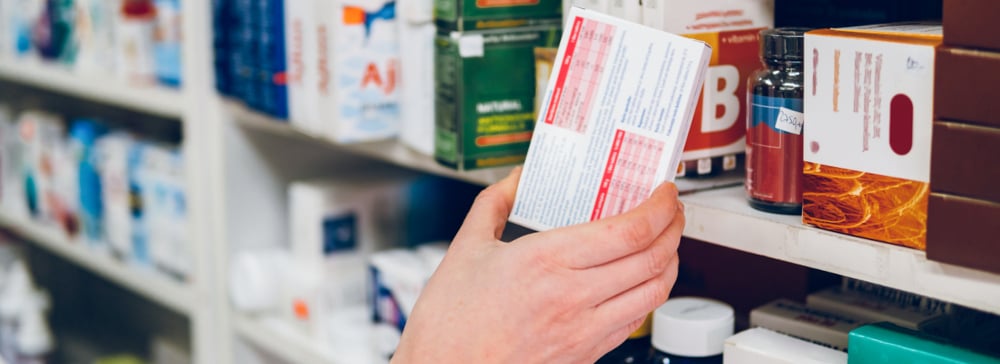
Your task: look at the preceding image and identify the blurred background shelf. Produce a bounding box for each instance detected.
[233,314,339,364]
[0,59,185,119]
[680,186,1000,315]
[0,213,196,315]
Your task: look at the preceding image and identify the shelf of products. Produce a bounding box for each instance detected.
[0,59,184,119]
[680,186,1000,316]
[0,212,195,315]
[233,315,339,364]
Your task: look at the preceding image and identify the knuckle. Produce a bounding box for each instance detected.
[646,244,672,277]
[644,277,672,309]
[620,218,654,250]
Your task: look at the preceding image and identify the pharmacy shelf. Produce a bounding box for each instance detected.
[0,58,184,119]
[680,186,1000,315]
[229,103,745,192]
[0,213,196,315]
[233,314,339,364]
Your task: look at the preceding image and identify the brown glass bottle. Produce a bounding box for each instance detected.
[746,28,809,215]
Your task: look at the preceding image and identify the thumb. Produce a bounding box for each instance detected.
[454,167,522,243]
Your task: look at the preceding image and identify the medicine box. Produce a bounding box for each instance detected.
[313,0,401,143]
[802,24,941,250]
[723,327,847,364]
[927,193,1000,275]
[805,287,947,331]
[934,46,1000,128]
[847,323,1000,364]
[644,0,774,177]
[930,121,1000,203]
[942,0,1000,52]
[749,299,865,351]
[508,7,710,231]
[434,25,562,170]
[434,0,563,32]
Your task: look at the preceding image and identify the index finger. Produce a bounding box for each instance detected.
[521,182,681,269]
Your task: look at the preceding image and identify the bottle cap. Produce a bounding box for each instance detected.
[761,28,810,62]
[651,297,734,357]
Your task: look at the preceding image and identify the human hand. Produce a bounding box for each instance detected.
[391,167,685,363]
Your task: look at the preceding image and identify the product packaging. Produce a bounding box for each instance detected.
[508,7,710,231]
[926,193,1000,275]
[934,46,1000,128]
[116,0,158,85]
[573,0,610,15]
[749,299,865,351]
[802,24,941,250]
[398,0,437,156]
[0,1,44,60]
[284,0,319,131]
[0,107,27,220]
[17,111,66,227]
[434,0,563,32]
[153,0,182,87]
[774,0,941,29]
[805,287,947,331]
[73,0,119,77]
[847,322,1000,364]
[315,0,400,142]
[929,121,1000,203]
[369,244,447,332]
[95,132,135,261]
[253,0,288,119]
[433,25,561,170]
[228,0,260,107]
[942,0,1000,52]
[68,120,108,248]
[644,0,774,178]
[723,327,847,364]
[139,145,188,280]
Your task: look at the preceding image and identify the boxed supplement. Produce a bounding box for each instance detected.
[17,111,67,225]
[802,24,941,250]
[839,278,952,315]
[434,0,563,32]
[934,46,1000,128]
[96,132,136,261]
[434,25,562,170]
[398,0,438,156]
[805,287,947,331]
[608,0,640,23]
[253,0,288,118]
[285,0,320,130]
[930,121,1000,203]
[943,0,1000,52]
[644,0,773,177]
[509,7,710,231]
[848,323,1000,364]
[750,299,865,351]
[926,193,1000,275]
[723,327,848,364]
[316,0,401,142]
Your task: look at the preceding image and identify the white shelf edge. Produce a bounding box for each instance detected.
[229,103,513,186]
[680,186,1000,315]
[0,58,184,119]
[0,213,195,315]
[233,314,340,364]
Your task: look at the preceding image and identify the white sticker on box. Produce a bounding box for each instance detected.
[776,107,805,135]
[458,34,484,58]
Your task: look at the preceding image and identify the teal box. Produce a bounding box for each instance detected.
[848,323,1000,364]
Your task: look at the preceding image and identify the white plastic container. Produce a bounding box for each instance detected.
[724,327,847,364]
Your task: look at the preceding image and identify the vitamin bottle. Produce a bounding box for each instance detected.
[597,314,651,364]
[745,28,809,214]
[647,297,734,364]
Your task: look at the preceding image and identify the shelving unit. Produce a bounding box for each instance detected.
[0,59,184,119]
[233,315,340,364]
[681,186,1000,316]
[0,213,196,315]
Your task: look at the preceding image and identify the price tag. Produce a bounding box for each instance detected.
[775,107,805,135]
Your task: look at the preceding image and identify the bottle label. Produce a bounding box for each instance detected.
[746,95,804,206]
[749,95,803,135]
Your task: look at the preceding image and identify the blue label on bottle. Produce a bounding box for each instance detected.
[749,95,803,134]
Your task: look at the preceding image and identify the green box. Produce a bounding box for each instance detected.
[848,323,1000,364]
[434,26,561,170]
[434,0,563,32]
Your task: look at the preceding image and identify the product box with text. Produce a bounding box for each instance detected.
[643,0,773,177]
[803,24,941,250]
[509,7,711,231]
[434,25,562,170]
[435,0,563,32]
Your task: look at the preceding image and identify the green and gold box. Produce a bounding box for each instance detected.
[434,0,563,32]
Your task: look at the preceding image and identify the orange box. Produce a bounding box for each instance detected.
[802,24,942,250]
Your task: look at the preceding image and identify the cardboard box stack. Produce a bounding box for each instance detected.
[433,0,563,170]
[926,0,1000,275]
